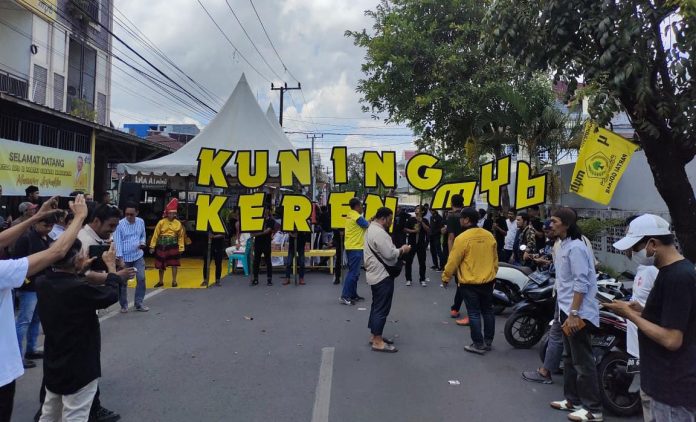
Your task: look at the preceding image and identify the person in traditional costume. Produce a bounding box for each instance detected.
[150,199,185,287]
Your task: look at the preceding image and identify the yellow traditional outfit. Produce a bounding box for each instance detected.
[150,199,185,270]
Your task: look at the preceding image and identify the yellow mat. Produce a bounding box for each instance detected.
[125,257,244,289]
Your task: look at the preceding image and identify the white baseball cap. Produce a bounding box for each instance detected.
[612,214,671,251]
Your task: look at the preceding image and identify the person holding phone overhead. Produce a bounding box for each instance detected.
[150,199,185,288]
[548,207,602,422]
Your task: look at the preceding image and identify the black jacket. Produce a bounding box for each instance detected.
[35,271,120,395]
[13,228,53,290]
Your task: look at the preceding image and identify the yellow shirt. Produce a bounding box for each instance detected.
[442,228,498,285]
[344,210,368,250]
[150,218,185,252]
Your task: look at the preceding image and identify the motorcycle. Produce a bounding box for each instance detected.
[592,306,642,416]
[492,245,532,314]
[503,269,555,348]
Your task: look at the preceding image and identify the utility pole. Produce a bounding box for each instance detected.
[307,133,323,201]
[271,82,301,127]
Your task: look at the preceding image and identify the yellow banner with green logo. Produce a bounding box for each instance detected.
[569,122,638,205]
[0,137,91,196]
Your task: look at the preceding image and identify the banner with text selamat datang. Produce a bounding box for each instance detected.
[0,138,91,196]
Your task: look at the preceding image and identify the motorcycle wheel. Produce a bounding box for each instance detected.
[597,351,642,416]
[504,310,545,349]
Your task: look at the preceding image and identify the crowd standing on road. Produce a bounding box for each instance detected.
[1,183,695,422]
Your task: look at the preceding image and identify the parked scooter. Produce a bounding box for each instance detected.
[493,245,532,314]
[503,269,555,348]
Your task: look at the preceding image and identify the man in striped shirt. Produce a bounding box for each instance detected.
[113,202,149,313]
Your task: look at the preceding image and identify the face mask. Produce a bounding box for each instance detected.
[632,248,655,266]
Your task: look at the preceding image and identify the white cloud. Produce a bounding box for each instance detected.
[110,0,415,164]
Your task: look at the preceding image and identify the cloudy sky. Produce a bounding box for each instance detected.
[111,0,416,168]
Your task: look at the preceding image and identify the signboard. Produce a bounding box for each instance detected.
[15,0,57,22]
[570,122,637,205]
[134,174,168,191]
[0,137,92,196]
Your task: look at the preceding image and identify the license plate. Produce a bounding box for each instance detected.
[627,358,640,374]
[591,335,615,347]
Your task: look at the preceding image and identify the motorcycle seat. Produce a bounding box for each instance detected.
[498,262,534,276]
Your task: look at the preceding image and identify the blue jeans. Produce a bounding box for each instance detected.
[341,250,363,299]
[544,318,564,373]
[643,392,696,422]
[16,291,40,356]
[121,257,146,309]
[368,277,394,336]
[460,281,495,345]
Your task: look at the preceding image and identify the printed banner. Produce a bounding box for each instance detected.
[569,122,637,205]
[0,138,91,196]
[15,0,57,22]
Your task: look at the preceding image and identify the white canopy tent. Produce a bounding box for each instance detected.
[118,74,295,177]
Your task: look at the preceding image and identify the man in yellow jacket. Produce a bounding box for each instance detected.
[442,207,498,355]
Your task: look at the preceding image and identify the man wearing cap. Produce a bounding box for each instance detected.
[605,214,696,420]
[12,202,38,228]
[441,207,498,355]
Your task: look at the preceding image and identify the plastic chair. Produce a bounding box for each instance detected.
[228,238,253,276]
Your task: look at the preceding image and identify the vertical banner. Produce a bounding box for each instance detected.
[0,138,92,196]
[569,122,637,205]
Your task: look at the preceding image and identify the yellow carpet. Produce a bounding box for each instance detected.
[125,257,242,289]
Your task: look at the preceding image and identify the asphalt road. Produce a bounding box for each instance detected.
[12,264,641,422]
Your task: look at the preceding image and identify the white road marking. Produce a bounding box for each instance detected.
[311,347,335,422]
[99,288,166,323]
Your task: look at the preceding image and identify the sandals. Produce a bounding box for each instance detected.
[153,281,164,288]
[369,337,394,345]
[172,281,178,288]
[371,343,398,353]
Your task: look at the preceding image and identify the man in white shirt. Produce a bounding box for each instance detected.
[501,209,517,264]
[0,196,88,422]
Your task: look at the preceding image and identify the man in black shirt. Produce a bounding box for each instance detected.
[403,205,430,287]
[13,213,56,369]
[35,241,120,421]
[445,195,467,322]
[607,217,696,419]
[429,210,445,271]
[251,208,276,286]
[391,206,408,248]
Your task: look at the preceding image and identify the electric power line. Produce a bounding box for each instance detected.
[195,0,273,83]
[223,0,284,82]
[248,0,300,83]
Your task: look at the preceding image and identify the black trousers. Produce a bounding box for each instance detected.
[560,312,602,413]
[442,237,449,265]
[253,240,272,281]
[202,240,226,282]
[0,381,14,422]
[368,277,395,336]
[334,236,343,282]
[451,283,466,313]
[404,244,427,282]
[429,235,444,269]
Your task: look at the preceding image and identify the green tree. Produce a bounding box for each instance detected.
[489,0,696,260]
[346,0,563,210]
[345,153,366,198]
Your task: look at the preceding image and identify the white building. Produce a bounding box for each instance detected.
[0,0,112,125]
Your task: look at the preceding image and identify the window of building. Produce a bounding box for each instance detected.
[67,38,97,113]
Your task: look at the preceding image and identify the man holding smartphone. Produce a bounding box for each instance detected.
[113,203,148,312]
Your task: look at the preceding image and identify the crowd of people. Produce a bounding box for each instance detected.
[1,184,694,422]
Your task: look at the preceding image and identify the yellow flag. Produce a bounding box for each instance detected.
[569,122,638,205]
